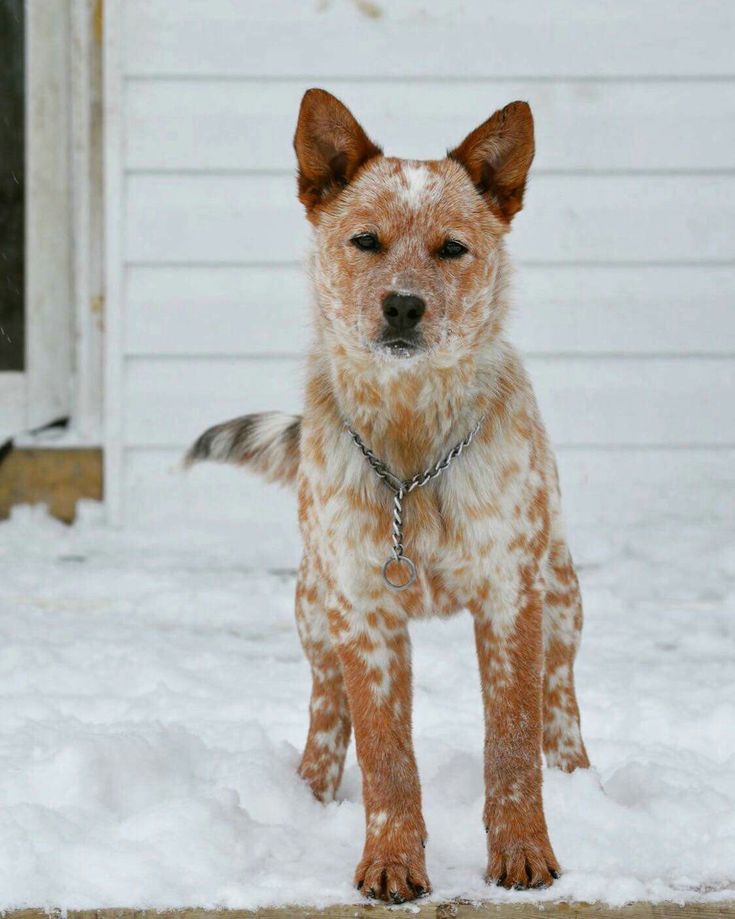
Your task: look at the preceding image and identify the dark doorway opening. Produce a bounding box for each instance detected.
[0,0,24,371]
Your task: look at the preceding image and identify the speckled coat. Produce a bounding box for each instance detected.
[187,88,590,904]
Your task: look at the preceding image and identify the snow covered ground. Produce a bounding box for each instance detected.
[0,497,734,910]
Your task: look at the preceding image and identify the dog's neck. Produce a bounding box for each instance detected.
[308,328,509,479]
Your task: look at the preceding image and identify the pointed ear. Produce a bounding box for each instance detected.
[293,88,382,213]
[448,101,535,222]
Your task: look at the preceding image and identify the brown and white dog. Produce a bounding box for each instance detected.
[186,88,590,903]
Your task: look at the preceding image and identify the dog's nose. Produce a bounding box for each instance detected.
[382,293,426,331]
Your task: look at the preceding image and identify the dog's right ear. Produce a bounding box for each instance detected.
[448,101,535,223]
[294,88,382,215]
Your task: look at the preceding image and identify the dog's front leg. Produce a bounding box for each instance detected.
[327,596,430,903]
[470,573,560,889]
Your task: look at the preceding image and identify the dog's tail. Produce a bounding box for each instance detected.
[184,412,301,487]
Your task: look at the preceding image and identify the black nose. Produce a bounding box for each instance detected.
[382,293,426,331]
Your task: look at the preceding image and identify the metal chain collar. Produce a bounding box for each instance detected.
[345,419,483,590]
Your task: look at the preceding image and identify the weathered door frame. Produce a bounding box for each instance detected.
[0,0,102,445]
[103,0,123,522]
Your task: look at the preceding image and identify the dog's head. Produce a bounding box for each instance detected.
[294,88,534,363]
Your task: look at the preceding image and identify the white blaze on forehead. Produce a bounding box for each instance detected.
[402,164,430,203]
[390,162,443,209]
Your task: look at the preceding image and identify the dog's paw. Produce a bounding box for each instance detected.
[544,749,591,773]
[355,855,430,903]
[485,839,560,890]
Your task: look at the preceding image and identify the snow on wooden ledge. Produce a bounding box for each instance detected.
[6,902,735,918]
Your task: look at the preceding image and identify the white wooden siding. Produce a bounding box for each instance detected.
[122,356,734,449]
[126,80,735,173]
[125,265,735,357]
[122,1,735,78]
[125,174,735,265]
[122,448,735,564]
[105,1,735,563]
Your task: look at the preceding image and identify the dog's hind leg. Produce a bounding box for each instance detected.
[295,554,352,802]
[542,539,590,772]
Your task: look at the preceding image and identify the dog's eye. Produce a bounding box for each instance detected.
[351,233,380,252]
[438,239,468,259]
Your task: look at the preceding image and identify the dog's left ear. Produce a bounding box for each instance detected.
[448,101,535,222]
[294,88,382,215]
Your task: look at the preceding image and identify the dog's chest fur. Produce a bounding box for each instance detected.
[297,341,557,619]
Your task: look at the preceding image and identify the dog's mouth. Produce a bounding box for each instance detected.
[377,331,424,358]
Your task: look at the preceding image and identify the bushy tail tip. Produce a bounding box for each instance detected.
[184,411,301,487]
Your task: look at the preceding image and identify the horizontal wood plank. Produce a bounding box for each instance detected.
[0,448,102,523]
[125,264,735,357]
[9,905,735,919]
[123,356,303,449]
[122,356,735,448]
[125,79,735,173]
[125,265,310,356]
[125,174,735,266]
[123,0,735,78]
[123,447,735,563]
[511,266,735,354]
[123,448,300,552]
